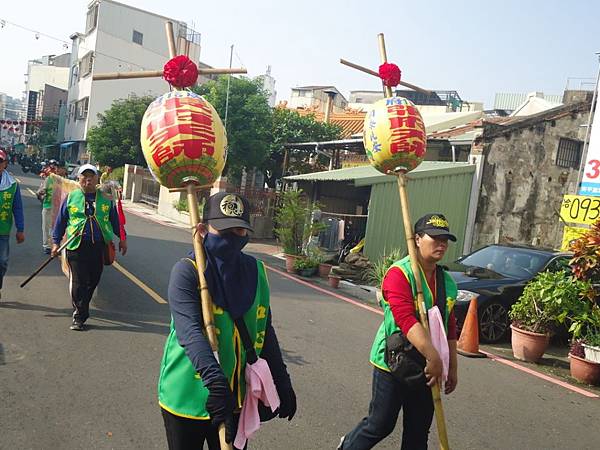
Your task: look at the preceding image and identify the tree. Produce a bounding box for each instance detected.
[29,116,59,148]
[193,76,272,180]
[87,95,154,167]
[265,108,342,187]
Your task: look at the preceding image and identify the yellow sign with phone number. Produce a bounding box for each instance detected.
[560,195,600,225]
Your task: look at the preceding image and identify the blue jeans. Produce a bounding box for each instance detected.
[342,367,434,450]
[0,235,9,289]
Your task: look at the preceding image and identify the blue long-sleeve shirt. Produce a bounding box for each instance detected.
[52,192,123,245]
[167,257,291,389]
[12,184,24,233]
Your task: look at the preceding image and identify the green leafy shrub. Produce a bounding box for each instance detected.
[509,270,593,335]
[367,247,406,287]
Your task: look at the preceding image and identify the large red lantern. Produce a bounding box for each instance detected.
[363,96,426,173]
[140,90,227,188]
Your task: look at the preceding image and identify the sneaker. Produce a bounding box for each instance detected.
[337,436,345,450]
[43,248,51,255]
[70,321,84,331]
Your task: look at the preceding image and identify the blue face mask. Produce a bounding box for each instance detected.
[204,231,249,260]
[202,230,256,319]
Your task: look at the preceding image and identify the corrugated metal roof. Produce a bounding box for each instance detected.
[284,161,474,185]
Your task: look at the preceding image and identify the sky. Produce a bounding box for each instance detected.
[0,0,599,108]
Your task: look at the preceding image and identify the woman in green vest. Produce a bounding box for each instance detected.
[339,213,459,450]
[51,164,127,331]
[158,192,296,450]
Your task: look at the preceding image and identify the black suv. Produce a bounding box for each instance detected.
[447,244,572,343]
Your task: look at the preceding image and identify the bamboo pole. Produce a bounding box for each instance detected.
[395,171,450,449]
[339,59,431,95]
[186,184,232,450]
[376,32,450,450]
[93,67,247,81]
[164,21,232,450]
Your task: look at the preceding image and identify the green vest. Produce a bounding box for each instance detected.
[158,259,270,420]
[42,175,55,209]
[0,182,17,235]
[369,255,457,372]
[65,189,114,250]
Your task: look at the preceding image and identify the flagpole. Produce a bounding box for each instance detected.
[576,51,600,194]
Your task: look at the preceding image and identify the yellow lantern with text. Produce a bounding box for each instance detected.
[140,91,227,188]
[363,97,426,174]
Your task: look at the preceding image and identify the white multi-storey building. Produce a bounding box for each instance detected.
[63,0,202,162]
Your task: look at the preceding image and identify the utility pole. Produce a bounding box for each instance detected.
[224,44,234,132]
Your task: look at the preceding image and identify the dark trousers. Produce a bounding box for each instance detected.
[67,241,104,323]
[342,367,434,450]
[161,408,246,450]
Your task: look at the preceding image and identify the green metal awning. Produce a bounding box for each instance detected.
[284,161,474,186]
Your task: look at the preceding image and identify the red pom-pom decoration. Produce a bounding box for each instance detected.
[378,62,402,87]
[163,55,199,88]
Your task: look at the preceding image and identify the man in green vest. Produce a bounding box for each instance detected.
[339,213,459,450]
[51,164,127,331]
[0,149,25,300]
[37,159,58,254]
[158,192,296,449]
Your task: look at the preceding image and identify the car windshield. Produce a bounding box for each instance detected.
[459,246,551,279]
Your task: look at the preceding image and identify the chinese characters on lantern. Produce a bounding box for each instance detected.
[145,95,216,168]
[386,98,425,158]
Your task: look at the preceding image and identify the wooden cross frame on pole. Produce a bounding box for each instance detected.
[93,22,244,450]
[341,33,451,450]
[93,22,247,81]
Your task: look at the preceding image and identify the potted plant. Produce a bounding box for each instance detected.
[294,256,319,277]
[328,274,341,288]
[569,340,600,385]
[509,270,580,362]
[274,190,308,272]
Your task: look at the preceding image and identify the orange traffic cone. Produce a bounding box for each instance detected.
[457,297,486,358]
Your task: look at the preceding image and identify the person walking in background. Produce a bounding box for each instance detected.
[51,164,127,331]
[0,149,25,299]
[37,159,58,254]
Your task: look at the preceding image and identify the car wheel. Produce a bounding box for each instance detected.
[478,301,509,344]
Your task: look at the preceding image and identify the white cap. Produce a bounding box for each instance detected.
[77,164,99,176]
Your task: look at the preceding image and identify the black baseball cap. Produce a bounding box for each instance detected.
[203,192,253,232]
[414,213,456,242]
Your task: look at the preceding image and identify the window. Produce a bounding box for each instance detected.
[85,4,98,33]
[79,52,94,78]
[70,65,79,86]
[555,138,583,169]
[132,30,143,45]
[298,91,306,97]
[76,97,89,120]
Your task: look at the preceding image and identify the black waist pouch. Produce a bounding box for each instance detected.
[384,331,426,387]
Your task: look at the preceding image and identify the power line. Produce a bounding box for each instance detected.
[0,18,153,71]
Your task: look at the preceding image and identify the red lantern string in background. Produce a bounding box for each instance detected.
[2,125,7,130]
[6,120,12,125]
[378,62,402,88]
[19,120,24,126]
[0,120,4,125]
[14,127,19,132]
[163,55,199,89]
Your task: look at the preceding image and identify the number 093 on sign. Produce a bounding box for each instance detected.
[561,195,600,225]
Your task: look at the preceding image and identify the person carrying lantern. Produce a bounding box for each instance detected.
[158,192,296,450]
[51,164,127,331]
[339,213,459,450]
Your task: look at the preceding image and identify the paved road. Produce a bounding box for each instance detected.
[1,167,598,450]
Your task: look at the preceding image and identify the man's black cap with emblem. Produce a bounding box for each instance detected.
[414,213,457,242]
[203,192,253,232]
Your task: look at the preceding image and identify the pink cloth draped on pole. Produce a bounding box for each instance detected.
[234,358,280,449]
[428,306,449,382]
